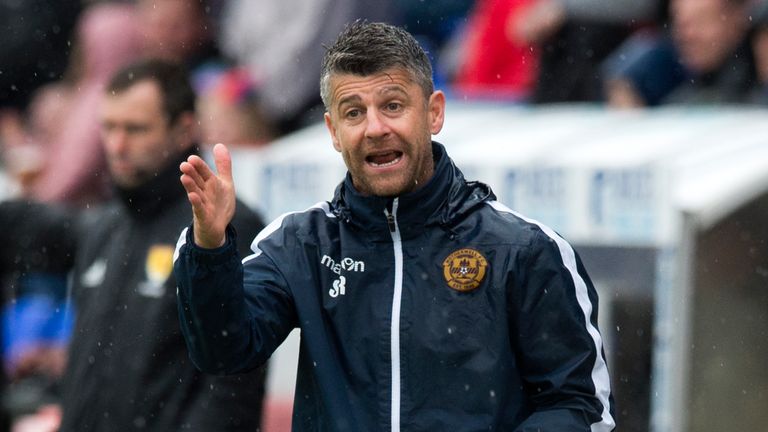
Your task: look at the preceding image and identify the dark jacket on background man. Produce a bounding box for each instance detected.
[175,143,615,431]
[2,148,267,431]
[58,149,266,431]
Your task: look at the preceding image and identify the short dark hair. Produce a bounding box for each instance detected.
[106,58,196,124]
[319,21,434,110]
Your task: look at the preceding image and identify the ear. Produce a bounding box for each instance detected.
[324,112,342,153]
[428,90,446,135]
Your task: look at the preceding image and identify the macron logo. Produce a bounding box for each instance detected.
[321,254,365,274]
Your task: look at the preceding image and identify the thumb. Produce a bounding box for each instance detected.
[212,143,233,182]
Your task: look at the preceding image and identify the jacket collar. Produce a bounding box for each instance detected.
[331,142,494,240]
[113,147,196,220]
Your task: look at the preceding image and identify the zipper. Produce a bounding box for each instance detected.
[384,199,403,432]
[386,212,396,232]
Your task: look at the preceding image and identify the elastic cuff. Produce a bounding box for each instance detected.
[186,224,239,267]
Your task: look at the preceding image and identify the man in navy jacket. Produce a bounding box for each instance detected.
[175,21,615,431]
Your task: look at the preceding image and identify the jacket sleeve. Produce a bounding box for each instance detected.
[510,228,615,432]
[173,223,297,375]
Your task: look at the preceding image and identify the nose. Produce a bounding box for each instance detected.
[104,128,129,156]
[364,109,390,140]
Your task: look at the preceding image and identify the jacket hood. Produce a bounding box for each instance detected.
[330,142,495,240]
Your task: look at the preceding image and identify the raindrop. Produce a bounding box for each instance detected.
[489,390,496,398]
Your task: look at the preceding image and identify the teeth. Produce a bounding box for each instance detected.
[370,155,401,167]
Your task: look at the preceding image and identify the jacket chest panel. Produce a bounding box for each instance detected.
[399,242,506,345]
[316,240,393,327]
[73,218,183,351]
[313,227,512,355]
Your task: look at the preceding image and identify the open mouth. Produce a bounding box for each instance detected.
[366,151,403,167]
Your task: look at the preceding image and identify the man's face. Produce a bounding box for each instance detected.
[101,80,192,188]
[323,68,445,197]
[671,0,747,73]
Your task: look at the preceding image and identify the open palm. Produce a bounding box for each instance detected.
[179,143,236,248]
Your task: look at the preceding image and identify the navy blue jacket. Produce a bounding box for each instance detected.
[174,143,615,431]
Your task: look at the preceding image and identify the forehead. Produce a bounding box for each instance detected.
[102,80,165,120]
[672,0,728,16]
[328,68,419,105]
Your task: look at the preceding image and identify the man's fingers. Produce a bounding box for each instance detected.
[181,175,208,215]
[186,154,215,182]
[179,146,234,247]
[180,172,203,197]
[180,161,207,191]
[212,143,233,183]
[186,190,203,210]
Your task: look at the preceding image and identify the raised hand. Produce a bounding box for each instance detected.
[179,143,236,248]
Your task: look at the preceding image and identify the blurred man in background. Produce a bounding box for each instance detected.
[1,58,267,431]
[604,0,755,107]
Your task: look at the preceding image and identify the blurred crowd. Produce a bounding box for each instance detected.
[1,0,768,430]
[3,0,768,204]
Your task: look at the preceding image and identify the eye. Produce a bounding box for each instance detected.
[125,124,147,135]
[385,102,402,112]
[344,108,362,119]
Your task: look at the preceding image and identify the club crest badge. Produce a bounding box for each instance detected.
[442,248,488,292]
[138,244,175,298]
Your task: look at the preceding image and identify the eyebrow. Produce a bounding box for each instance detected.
[379,85,408,97]
[337,85,408,105]
[337,94,362,109]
